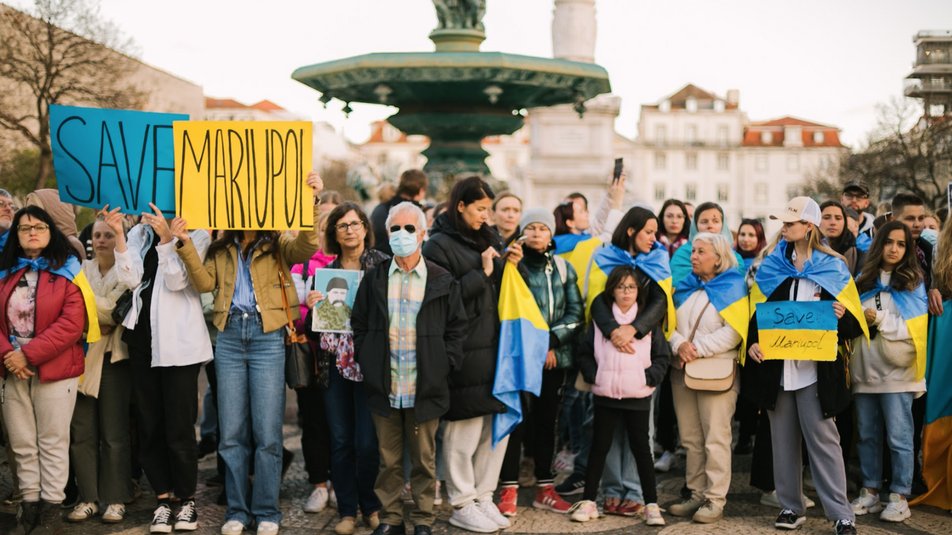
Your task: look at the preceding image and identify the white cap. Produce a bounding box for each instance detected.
[770,196,821,226]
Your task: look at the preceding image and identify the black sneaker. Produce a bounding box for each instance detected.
[554,473,585,496]
[834,519,857,535]
[150,503,173,534]
[775,509,806,530]
[174,499,198,531]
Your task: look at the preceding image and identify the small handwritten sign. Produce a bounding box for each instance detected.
[756,300,838,361]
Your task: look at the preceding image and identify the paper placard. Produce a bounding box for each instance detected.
[756,300,838,361]
[310,268,362,334]
[50,105,187,216]
[174,121,313,230]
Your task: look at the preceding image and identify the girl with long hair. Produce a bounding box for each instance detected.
[657,199,690,257]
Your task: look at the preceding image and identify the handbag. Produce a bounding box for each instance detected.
[278,270,315,389]
[111,289,134,325]
[682,300,736,392]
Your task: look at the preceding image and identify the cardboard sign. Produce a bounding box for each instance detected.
[174,121,313,230]
[756,300,838,361]
[50,105,187,216]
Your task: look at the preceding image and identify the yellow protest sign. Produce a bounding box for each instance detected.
[174,121,313,230]
[756,301,838,361]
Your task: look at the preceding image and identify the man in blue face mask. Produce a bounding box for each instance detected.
[351,202,468,535]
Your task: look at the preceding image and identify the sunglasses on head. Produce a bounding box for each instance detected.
[390,224,417,234]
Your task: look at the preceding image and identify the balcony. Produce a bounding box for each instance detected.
[905,77,952,97]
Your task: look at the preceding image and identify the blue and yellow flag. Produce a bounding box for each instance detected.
[584,242,675,338]
[492,263,549,447]
[554,233,602,294]
[749,241,868,361]
[0,255,101,343]
[674,269,749,352]
[859,281,928,381]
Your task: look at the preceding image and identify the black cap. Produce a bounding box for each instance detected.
[842,181,869,196]
[325,277,349,292]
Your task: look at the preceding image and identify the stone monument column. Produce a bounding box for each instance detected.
[552,0,596,63]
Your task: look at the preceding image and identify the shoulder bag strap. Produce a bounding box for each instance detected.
[687,300,712,343]
[276,269,296,337]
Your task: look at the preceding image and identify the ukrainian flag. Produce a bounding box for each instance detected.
[910,301,952,509]
[748,240,868,364]
[554,233,602,294]
[492,263,549,446]
[859,282,928,381]
[0,255,101,343]
[584,242,675,338]
[674,269,749,352]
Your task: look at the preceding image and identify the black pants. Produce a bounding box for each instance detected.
[750,410,774,492]
[500,369,565,485]
[296,384,331,485]
[583,405,656,504]
[130,349,201,499]
[655,371,678,452]
[735,395,759,443]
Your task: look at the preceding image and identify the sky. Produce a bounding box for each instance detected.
[13,0,952,147]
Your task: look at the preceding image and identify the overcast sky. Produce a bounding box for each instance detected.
[14,0,952,147]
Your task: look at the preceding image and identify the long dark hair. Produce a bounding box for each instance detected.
[553,201,575,236]
[611,207,657,253]
[323,202,373,256]
[819,200,856,254]
[855,221,922,293]
[602,265,648,311]
[735,218,766,259]
[0,206,78,271]
[657,199,689,241]
[206,230,281,260]
[447,175,497,250]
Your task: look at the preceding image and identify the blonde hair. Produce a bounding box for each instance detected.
[935,217,952,296]
[693,232,738,273]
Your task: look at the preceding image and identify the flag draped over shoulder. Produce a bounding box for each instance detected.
[748,241,868,362]
[859,282,928,381]
[910,302,952,510]
[674,269,749,352]
[492,263,549,447]
[0,255,101,343]
[554,233,601,294]
[584,242,675,338]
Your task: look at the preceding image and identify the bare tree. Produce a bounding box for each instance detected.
[0,0,144,190]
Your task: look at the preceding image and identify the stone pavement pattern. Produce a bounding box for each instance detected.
[1,424,949,534]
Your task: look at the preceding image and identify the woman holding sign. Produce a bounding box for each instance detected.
[745,197,865,535]
[666,232,747,524]
[848,221,927,523]
[172,172,323,535]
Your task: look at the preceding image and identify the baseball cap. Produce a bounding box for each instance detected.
[770,196,821,226]
[842,181,870,197]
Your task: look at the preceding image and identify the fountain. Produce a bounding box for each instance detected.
[292,0,611,184]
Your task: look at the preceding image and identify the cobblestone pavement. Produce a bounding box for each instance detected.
[1,423,949,534]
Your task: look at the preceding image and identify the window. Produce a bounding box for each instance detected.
[786,154,800,172]
[755,154,768,172]
[685,152,698,170]
[655,125,667,144]
[813,131,824,144]
[717,183,729,202]
[686,97,697,113]
[685,124,697,144]
[714,100,725,112]
[717,152,729,171]
[717,125,729,146]
[760,131,772,145]
[654,183,666,201]
[754,183,768,203]
[685,183,697,201]
[654,151,667,169]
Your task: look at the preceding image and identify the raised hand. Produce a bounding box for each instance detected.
[142,203,173,244]
[170,218,190,244]
[307,171,324,199]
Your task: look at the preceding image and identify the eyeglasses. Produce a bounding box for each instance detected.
[615,284,638,294]
[0,200,17,210]
[390,224,417,234]
[335,221,364,233]
[17,224,50,234]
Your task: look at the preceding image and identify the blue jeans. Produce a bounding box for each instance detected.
[855,392,915,496]
[601,426,643,502]
[324,365,381,518]
[215,312,285,525]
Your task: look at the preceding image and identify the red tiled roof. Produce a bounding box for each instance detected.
[643,83,738,110]
[205,97,247,109]
[742,116,843,148]
[250,100,285,111]
[749,115,836,129]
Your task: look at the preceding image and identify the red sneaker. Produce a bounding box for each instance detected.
[603,499,619,515]
[533,484,572,513]
[497,485,518,517]
[616,500,645,518]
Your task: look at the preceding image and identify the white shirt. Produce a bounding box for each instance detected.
[781,253,822,391]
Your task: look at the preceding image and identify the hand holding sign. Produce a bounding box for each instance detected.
[99,205,128,253]
[747,343,764,364]
[307,171,324,200]
[832,302,846,319]
[170,218,190,244]
[143,203,173,245]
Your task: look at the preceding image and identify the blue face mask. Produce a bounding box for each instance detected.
[389,230,418,257]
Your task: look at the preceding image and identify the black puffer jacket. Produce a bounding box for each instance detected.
[422,213,505,420]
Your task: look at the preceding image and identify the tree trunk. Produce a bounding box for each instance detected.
[34,145,52,190]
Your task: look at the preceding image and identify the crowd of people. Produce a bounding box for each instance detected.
[0,169,949,535]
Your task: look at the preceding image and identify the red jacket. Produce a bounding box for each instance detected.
[0,268,86,382]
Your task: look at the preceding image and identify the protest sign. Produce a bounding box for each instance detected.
[310,268,362,334]
[756,300,838,361]
[50,105,187,216]
[174,121,313,230]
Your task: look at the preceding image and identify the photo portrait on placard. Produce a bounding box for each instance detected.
[311,268,361,334]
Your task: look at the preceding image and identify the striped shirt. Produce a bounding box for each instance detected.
[387,258,427,408]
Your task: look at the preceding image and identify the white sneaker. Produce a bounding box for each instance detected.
[653,451,676,472]
[257,521,280,535]
[66,502,98,522]
[568,499,599,522]
[304,486,329,513]
[644,503,665,526]
[221,519,245,535]
[850,488,883,515]
[102,503,125,523]
[760,490,816,509]
[448,502,500,533]
[552,448,576,474]
[879,493,911,522]
[477,499,511,529]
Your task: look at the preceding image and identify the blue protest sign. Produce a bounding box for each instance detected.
[50,105,188,216]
